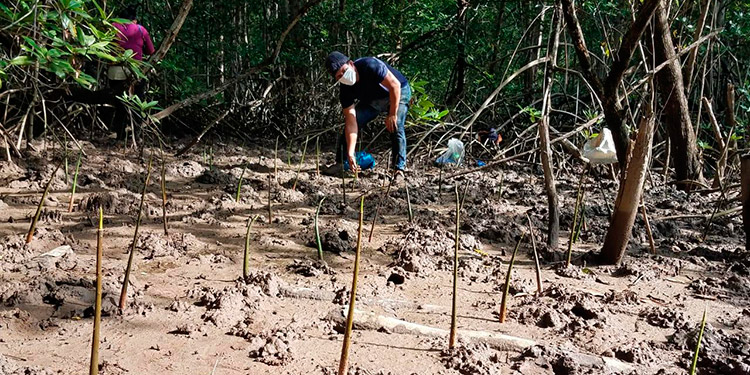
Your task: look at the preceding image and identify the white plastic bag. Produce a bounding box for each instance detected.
[582,128,618,165]
[436,138,465,165]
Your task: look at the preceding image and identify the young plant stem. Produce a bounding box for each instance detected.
[119,154,153,310]
[315,136,320,178]
[267,174,273,224]
[566,167,587,266]
[315,196,327,260]
[438,166,444,201]
[338,195,365,375]
[641,202,656,254]
[405,180,414,223]
[236,163,247,201]
[368,177,394,242]
[159,146,169,235]
[449,185,460,349]
[499,233,525,323]
[572,190,586,243]
[341,170,347,205]
[274,136,279,183]
[243,215,260,279]
[689,308,707,375]
[292,136,309,191]
[68,150,82,212]
[526,213,543,294]
[89,207,103,375]
[26,161,62,243]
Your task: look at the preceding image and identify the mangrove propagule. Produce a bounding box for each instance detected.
[119,154,153,310]
[449,185,460,349]
[499,232,525,323]
[68,150,82,213]
[89,207,104,375]
[243,214,260,279]
[26,160,62,243]
[292,135,309,191]
[338,195,365,375]
[315,196,327,261]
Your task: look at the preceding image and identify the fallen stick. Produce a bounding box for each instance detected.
[329,307,633,373]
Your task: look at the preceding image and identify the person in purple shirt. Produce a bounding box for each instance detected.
[324,51,411,181]
[113,8,155,61]
[108,6,155,140]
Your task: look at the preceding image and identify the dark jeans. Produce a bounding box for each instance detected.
[336,84,411,170]
[110,79,147,140]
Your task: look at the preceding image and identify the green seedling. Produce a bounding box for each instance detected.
[274,136,279,183]
[159,145,169,235]
[690,309,708,375]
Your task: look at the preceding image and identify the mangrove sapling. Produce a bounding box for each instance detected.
[89,207,104,375]
[292,135,309,191]
[341,169,347,205]
[526,213,543,294]
[315,196,327,260]
[26,161,62,243]
[68,150,82,212]
[338,195,365,375]
[274,136,279,183]
[368,176,395,242]
[236,162,248,202]
[159,147,169,235]
[315,136,320,178]
[243,215,260,279]
[119,154,154,311]
[567,170,587,267]
[689,308,708,375]
[267,174,273,224]
[405,180,414,223]
[449,185,460,349]
[499,233,525,323]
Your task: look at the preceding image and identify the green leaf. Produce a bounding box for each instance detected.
[10,56,33,66]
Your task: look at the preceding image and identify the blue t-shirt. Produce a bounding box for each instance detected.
[339,57,408,108]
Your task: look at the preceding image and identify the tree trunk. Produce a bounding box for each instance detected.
[683,0,710,92]
[601,108,655,265]
[149,0,193,66]
[653,0,703,189]
[560,0,659,169]
[539,3,562,248]
[741,155,750,251]
[446,0,469,106]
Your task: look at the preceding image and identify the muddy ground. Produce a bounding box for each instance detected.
[0,138,747,375]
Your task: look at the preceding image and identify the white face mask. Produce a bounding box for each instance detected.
[338,66,357,86]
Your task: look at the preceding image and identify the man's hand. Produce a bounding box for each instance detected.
[347,153,360,173]
[385,114,397,133]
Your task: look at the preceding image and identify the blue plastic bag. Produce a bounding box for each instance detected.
[344,151,376,171]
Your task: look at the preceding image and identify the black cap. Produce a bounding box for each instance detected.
[325,51,349,77]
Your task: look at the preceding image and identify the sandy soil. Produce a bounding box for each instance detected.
[0,139,748,375]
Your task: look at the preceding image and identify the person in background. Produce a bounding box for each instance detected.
[109,6,155,140]
[323,51,411,182]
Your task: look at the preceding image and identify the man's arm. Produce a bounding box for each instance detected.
[343,104,359,170]
[382,71,401,132]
